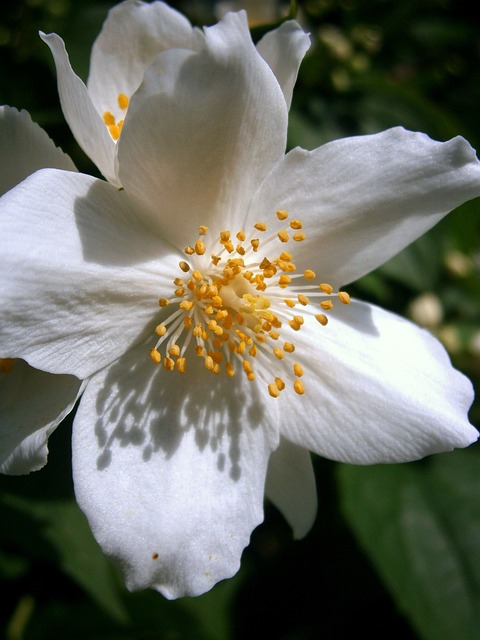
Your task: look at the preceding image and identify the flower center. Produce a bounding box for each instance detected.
[149,210,350,397]
[102,93,129,141]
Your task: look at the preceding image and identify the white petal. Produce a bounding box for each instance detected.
[0,106,76,196]
[40,32,119,185]
[256,20,311,110]
[72,340,279,598]
[277,300,478,464]
[0,168,179,379]
[265,437,317,539]
[0,359,83,475]
[249,128,480,286]
[118,11,288,250]
[87,0,203,119]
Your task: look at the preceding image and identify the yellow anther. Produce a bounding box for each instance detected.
[273,347,284,360]
[293,315,304,326]
[293,231,306,242]
[315,314,328,326]
[278,229,289,243]
[158,298,170,307]
[184,246,195,255]
[269,330,280,340]
[275,377,286,390]
[298,294,309,306]
[219,230,230,242]
[289,219,303,229]
[338,291,351,304]
[284,299,296,308]
[168,344,180,358]
[195,345,204,356]
[224,362,234,377]
[184,317,193,329]
[109,124,120,141]
[198,225,208,235]
[278,275,291,288]
[195,239,206,255]
[276,209,288,220]
[268,383,280,398]
[150,349,161,364]
[179,300,194,311]
[236,230,246,241]
[236,245,246,255]
[155,324,167,336]
[319,283,334,294]
[179,261,190,272]
[224,240,234,253]
[176,357,186,373]
[210,350,223,364]
[243,360,253,375]
[251,239,260,251]
[304,269,316,280]
[279,251,292,261]
[175,288,185,297]
[164,357,175,371]
[211,254,221,266]
[192,270,203,282]
[320,300,334,310]
[293,363,304,377]
[254,222,267,232]
[284,342,295,353]
[289,319,301,331]
[204,355,214,370]
[294,379,305,395]
[173,278,184,286]
[103,111,116,126]
[117,93,129,110]
[249,344,257,357]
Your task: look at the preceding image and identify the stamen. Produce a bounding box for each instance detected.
[148,208,349,398]
[118,93,129,110]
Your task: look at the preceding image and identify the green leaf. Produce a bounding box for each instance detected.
[0,493,128,624]
[337,449,480,640]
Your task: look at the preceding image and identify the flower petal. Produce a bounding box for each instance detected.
[277,300,478,464]
[0,359,83,475]
[40,32,119,185]
[265,436,317,539]
[249,128,480,286]
[87,0,203,120]
[72,340,279,598]
[118,10,288,250]
[0,168,179,379]
[0,106,76,196]
[256,20,311,110]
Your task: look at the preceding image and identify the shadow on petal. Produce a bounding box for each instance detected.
[73,177,174,267]
[91,338,268,482]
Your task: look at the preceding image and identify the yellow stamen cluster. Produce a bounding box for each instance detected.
[102,93,129,141]
[150,211,350,398]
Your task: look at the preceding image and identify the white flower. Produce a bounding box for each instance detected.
[0,106,83,475]
[41,0,308,186]
[1,8,480,599]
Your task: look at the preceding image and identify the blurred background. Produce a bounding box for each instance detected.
[1,0,480,638]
